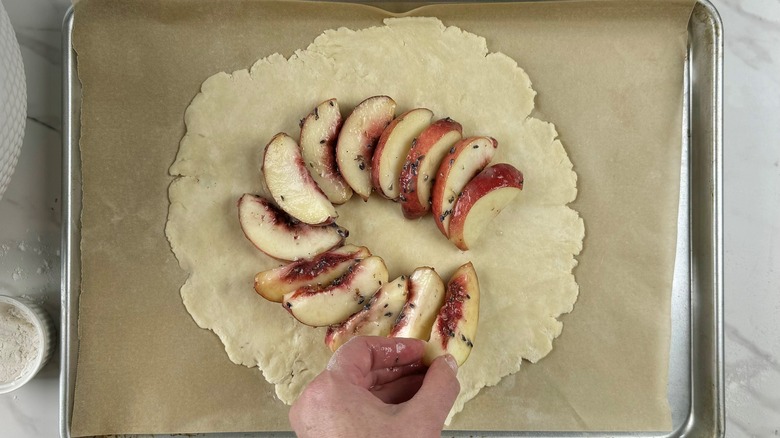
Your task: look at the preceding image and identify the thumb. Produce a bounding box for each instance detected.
[405,354,460,426]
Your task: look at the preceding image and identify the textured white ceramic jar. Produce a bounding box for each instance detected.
[0,0,26,200]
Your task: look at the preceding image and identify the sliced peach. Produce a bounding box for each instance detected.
[238,194,347,261]
[336,96,397,200]
[431,136,498,237]
[324,274,409,351]
[423,262,480,366]
[371,108,434,200]
[282,256,389,327]
[299,99,353,204]
[254,245,371,302]
[263,133,337,225]
[448,164,524,251]
[388,267,445,340]
[399,118,462,219]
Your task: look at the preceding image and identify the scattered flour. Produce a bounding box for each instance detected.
[0,302,40,384]
[36,259,50,275]
[11,267,23,281]
[0,236,59,287]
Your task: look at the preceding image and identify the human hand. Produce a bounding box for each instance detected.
[289,336,460,438]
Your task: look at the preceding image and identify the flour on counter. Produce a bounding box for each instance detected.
[11,267,23,281]
[0,235,60,289]
[0,303,40,383]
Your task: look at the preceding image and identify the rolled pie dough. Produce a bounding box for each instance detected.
[167,17,584,423]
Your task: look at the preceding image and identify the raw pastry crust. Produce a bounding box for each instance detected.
[167,17,584,422]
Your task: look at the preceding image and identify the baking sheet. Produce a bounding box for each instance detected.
[62,0,706,435]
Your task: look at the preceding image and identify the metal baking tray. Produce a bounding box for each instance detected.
[59,2,724,436]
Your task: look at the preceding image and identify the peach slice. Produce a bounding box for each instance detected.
[263,133,337,225]
[336,96,397,200]
[299,99,353,204]
[431,136,498,237]
[254,245,371,302]
[448,163,524,251]
[399,118,463,219]
[324,274,409,352]
[282,256,389,327]
[388,267,445,340]
[238,194,348,261]
[370,108,434,200]
[423,262,480,366]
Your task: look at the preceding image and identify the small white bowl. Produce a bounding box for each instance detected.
[0,295,55,394]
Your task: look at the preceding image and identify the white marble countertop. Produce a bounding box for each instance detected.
[1,0,778,436]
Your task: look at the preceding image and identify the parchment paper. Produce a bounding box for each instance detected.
[70,0,694,435]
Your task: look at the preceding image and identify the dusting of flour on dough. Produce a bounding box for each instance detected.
[167,17,584,424]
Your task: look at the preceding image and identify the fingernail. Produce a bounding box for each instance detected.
[443,354,458,373]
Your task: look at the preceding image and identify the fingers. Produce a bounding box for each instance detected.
[330,336,426,371]
[327,336,426,388]
[368,359,425,388]
[406,354,460,426]
[370,372,426,404]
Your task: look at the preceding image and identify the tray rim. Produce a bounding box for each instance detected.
[59,1,725,436]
